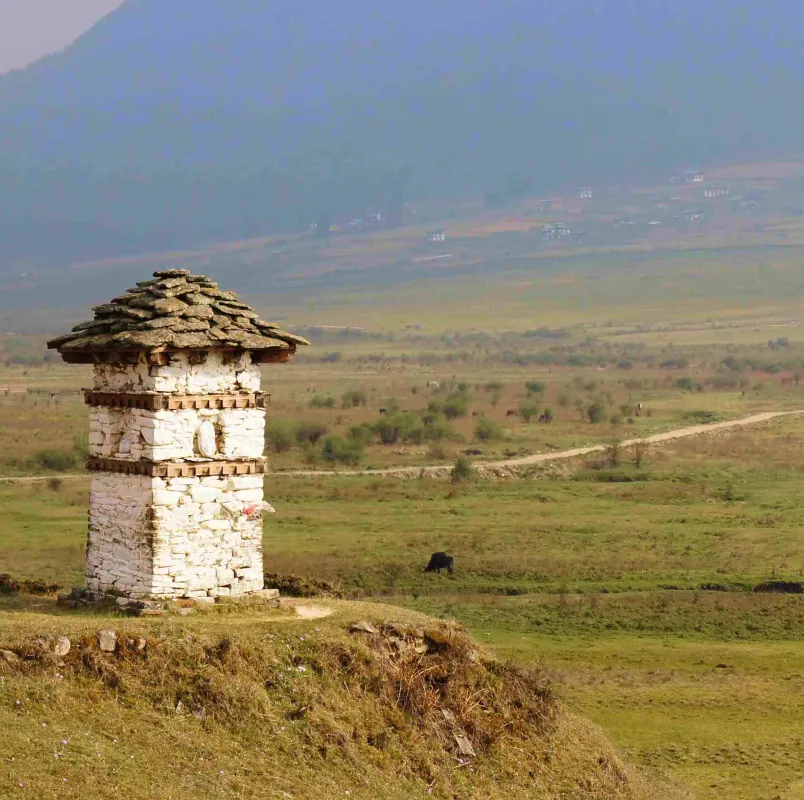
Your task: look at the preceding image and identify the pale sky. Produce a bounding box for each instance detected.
[0,0,124,74]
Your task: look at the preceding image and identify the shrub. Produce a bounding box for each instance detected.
[295,421,329,446]
[525,381,546,395]
[348,424,374,447]
[46,477,63,492]
[373,413,425,445]
[310,395,336,409]
[451,455,474,483]
[322,435,363,466]
[443,394,469,420]
[676,377,695,391]
[610,412,624,426]
[423,414,453,441]
[518,401,540,423]
[484,381,504,392]
[586,401,606,424]
[541,408,554,422]
[341,388,368,408]
[682,410,724,424]
[35,450,78,472]
[265,420,296,453]
[474,417,503,441]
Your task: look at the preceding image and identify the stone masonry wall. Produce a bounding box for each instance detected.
[86,474,155,598]
[93,351,261,394]
[87,474,265,599]
[89,407,266,462]
[87,351,267,601]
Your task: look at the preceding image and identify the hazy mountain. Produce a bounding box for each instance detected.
[1,0,803,266]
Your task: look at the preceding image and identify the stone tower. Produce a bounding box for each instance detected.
[47,269,307,602]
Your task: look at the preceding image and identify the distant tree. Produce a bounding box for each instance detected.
[474,416,503,441]
[451,455,474,483]
[518,400,540,423]
[587,401,606,424]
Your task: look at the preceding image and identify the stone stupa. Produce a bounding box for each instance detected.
[47,269,308,607]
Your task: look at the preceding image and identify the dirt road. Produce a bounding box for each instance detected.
[286,409,803,478]
[3,410,800,484]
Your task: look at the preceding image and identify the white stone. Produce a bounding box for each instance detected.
[234,489,264,503]
[190,486,221,504]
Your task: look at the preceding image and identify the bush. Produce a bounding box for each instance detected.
[525,381,546,395]
[310,395,336,409]
[422,413,453,441]
[451,455,474,483]
[373,413,425,445]
[586,401,606,424]
[682,410,724,424]
[474,416,503,441]
[518,400,540,423]
[348,424,374,447]
[322,435,363,466]
[265,420,296,453]
[341,388,368,408]
[295,421,329,446]
[35,450,78,472]
[484,381,504,392]
[541,408,554,422]
[676,377,695,391]
[443,394,469,420]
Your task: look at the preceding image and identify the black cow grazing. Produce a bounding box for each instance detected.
[424,552,454,575]
[506,409,517,417]
[379,408,388,416]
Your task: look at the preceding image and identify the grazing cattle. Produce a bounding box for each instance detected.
[424,552,454,575]
[463,448,482,456]
[379,408,388,416]
[426,381,441,389]
[506,409,517,417]
[538,413,549,423]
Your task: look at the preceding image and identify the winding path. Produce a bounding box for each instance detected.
[283,409,803,478]
[2,410,800,485]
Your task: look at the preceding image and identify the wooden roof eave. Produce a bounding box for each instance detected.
[59,346,296,366]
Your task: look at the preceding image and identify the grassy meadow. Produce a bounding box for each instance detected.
[4,240,804,796]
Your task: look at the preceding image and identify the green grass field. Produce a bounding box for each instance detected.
[3,418,804,797]
[6,223,804,797]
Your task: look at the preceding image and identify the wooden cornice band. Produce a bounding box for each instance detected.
[84,391,267,410]
[87,458,268,478]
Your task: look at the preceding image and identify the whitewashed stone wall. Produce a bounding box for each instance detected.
[93,351,261,394]
[89,407,266,461]
[87,474,265,599]
[86,474,156,598]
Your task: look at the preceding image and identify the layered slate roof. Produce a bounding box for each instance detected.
[47,270,309,355]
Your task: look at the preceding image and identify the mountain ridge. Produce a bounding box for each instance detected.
[0,0,802,266]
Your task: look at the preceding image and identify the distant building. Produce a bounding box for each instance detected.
[542,223,571,241]
[683,170,705,184]
[577,187,593,199]
[679,209,704,222]
[704,183,729,198]
[427,230,446,243]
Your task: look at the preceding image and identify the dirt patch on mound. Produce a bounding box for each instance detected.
[264,572,350,598]
[0,574,60,596]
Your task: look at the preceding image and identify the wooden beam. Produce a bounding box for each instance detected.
[87,457,268,478]
[251,349,294,365]
[84,392,267,411]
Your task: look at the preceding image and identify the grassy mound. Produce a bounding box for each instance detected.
[0,597,684,799]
